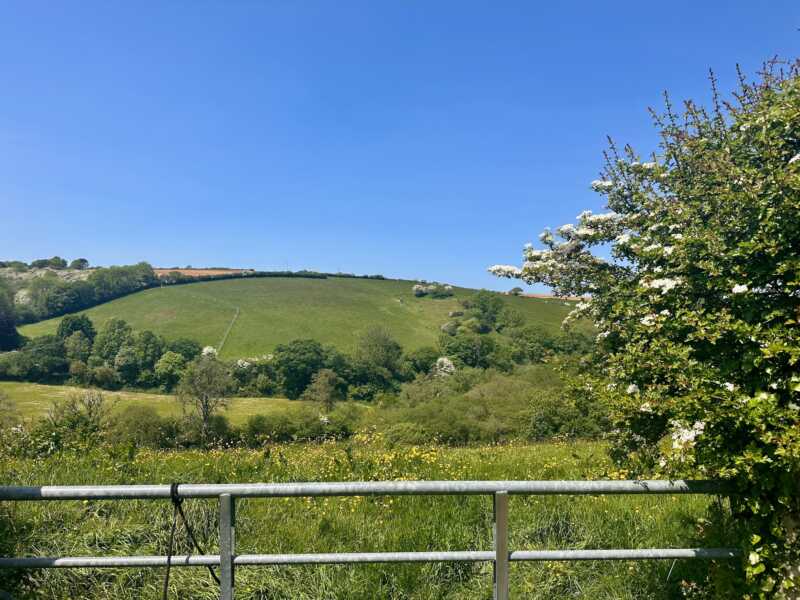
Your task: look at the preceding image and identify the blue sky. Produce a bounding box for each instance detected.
[2,2,798,291]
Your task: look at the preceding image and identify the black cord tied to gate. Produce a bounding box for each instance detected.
[162,483,220,600]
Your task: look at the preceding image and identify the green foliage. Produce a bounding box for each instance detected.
[68,258,89,270]
[0,335,68,382]
[167,337,202,362]
[404,346,439,374]
[494,59,800,596]
[301,368,344,411]
[105,404,172,448]
[0,279,20,351]
[273,339,327,399]
[461,289,504,333]
[439,332,498,369]
[178,356,234,443]
[91,318,133,364]
[56,314,96,342]
[154,351,187,391]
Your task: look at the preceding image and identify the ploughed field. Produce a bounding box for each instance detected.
[0,440,719,599]
[18,277,576,359]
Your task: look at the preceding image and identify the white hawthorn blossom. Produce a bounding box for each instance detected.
[626,383,640,394]
[670,420,706,451]
[789,153,800,165]
[202,346,218,357]
[591,179,614,192]
[723,382,736,392]
[644,278,681,293]
[488,265,522,278]
[731,283,749,294]
[640,314,657,326]
[433,357,456,377]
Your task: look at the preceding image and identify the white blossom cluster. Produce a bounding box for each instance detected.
[643,278,681,294]
[433,356,456,377]
[201,346,218,357]
[412,282,454,297]
[670,420,705,451]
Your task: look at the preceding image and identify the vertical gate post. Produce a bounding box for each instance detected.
[493,491,509,600]
[219,494,235,600]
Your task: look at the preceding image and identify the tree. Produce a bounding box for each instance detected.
[177,356,233,442]
[167,338,202,362]
[155,351,187,390]
[301,368,344,412]
[69,258,90,270]
[462,290,504,333]
[405,346,439,374]
[491,60,800,596]
[64,330,92,363]
[91,318,132,363]
[273,339,326,399]
[57,314,96,342]
[0,280,20,351]
[132,330,165,372]
[439,332,497,369]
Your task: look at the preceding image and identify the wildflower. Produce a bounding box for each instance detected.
[670,420,705,450]
[723,382,736,392]
[789,153,800,165]
[202,346,217,357]
[731,283,748,294]
[639,402,653,413]
[626,383,640,395]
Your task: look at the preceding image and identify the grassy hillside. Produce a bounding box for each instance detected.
[19,277,577,359]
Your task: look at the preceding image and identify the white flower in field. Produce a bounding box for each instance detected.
[789,153,800,165]
[488,264,522,278]
[731,283,749,294]
[319,415,330,425]
[639,402,653,413]
[591,179,614,192]
[659,309,670,316]
[626,383,640,395]
[202,346,217,357]
[723,382,736,392]
[672,233,684,240]
[596,331,610,341]
[663,246,674,256]
[640,314,657,326]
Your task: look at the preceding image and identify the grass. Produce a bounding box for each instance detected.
[18,277,577,359]
[0,381,306,426]
[0,439,725,599]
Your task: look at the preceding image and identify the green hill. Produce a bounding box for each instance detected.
[19,277,576,359]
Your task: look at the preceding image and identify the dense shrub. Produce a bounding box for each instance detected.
[492,59,800,596]
[106,405,172,448]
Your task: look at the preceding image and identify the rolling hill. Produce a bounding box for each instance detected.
[19,276,577,359]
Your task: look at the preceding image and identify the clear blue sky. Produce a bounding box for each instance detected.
[2,2,798,291]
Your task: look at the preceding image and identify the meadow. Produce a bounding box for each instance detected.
[18,277,575,359]
[0,439,728,599]
[0,381,316,426]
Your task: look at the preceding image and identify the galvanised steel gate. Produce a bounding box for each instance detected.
[0,480,739,599]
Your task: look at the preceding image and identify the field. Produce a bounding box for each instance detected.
[0,381,310,426]
[0,440,727,599]
[18,277,576,359]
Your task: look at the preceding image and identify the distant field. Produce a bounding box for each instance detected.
[19,277,577,359]
[0,381,313,425]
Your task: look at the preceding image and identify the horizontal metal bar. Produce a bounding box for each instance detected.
[0,479,733,501]
[0,548,741,569]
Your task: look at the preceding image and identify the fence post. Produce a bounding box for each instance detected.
[219,494,235,600]
[493,491,509,600]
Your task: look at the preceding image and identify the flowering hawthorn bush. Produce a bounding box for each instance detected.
[492,61,800,598]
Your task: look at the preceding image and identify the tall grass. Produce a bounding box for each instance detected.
[0,440,728,599]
